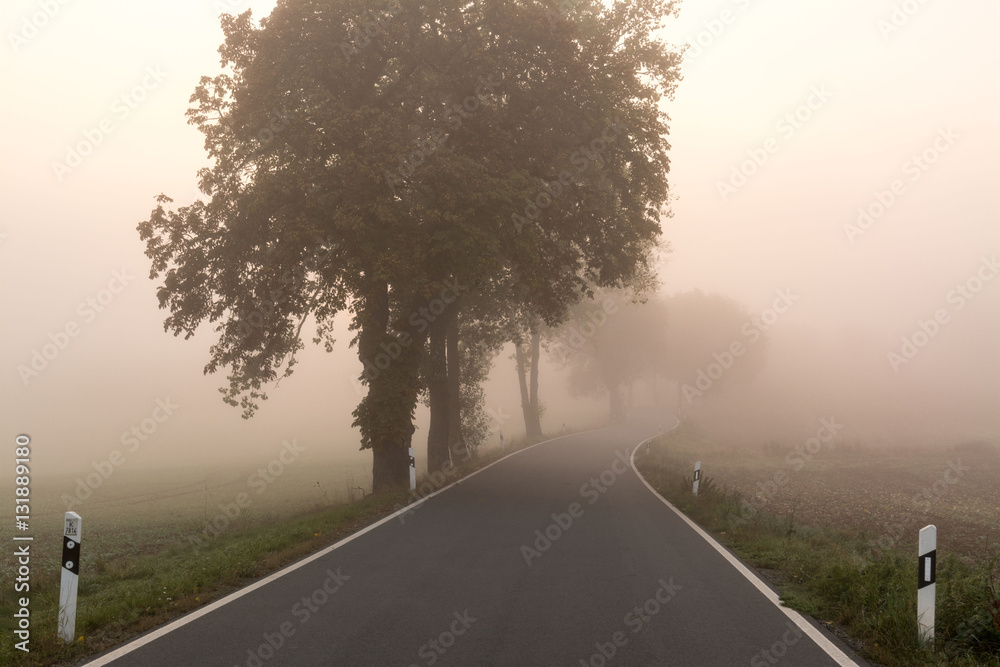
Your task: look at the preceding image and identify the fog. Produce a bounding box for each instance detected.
[2,0,997,483]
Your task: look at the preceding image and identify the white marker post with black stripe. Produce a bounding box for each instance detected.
[408,447,416,491]
[693,461,702,496]
[917,524,936,644]
[59,512,82,643]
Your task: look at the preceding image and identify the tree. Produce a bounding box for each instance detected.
[514,325,543,439]
[453,300,507,458]
[422,294,504,471]
[656,291,769,409]
[424,305,455,472]
[553,285,767,420]
[138,0,681,492]
[553,287,660,422]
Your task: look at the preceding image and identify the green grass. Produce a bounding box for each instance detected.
[635,422,1000,667]
[0,490,410,667]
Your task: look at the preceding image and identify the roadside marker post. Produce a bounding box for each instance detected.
[693,461,702,496]
[59,512,82,643]
[918,524,937,644]
[408,447,416,491]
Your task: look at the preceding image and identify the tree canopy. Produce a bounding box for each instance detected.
[138,0,681,491]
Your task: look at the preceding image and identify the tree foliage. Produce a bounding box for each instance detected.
[138,0,681,490]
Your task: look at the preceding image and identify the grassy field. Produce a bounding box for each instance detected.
[635,420,1000,667]
[1,458,372,604]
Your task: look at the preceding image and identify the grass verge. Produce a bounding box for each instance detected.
[634,422,1000,667]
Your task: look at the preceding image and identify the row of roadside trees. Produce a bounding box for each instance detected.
[138,0,682,492]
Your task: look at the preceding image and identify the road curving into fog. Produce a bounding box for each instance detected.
[84,415,865,667]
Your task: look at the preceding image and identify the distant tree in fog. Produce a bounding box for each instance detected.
[554,289,766,418]
[657,290,768,409]
[551,278,661,423]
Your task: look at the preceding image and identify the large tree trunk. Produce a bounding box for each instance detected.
[371,421,413,493]
[528,328,542,436]
[426,316,451,473]
[353,281,425,494]
[515,333,542,439]
[515,340,533,437]
[361,349,420,493]
[446,310,468,461]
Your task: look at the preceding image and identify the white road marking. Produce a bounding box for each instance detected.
[630,416,860,667]
[82,426,615,665]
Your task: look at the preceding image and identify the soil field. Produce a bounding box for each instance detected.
[665,432,1000,562]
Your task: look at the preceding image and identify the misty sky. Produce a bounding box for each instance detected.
[2,0,997,477]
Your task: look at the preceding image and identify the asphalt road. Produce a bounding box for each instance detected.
[85,416,864,667]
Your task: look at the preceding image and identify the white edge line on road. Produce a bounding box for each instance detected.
[630,416,859,667]
[83,425,616,666]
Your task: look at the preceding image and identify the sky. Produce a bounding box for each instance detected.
[2,0,998,480]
